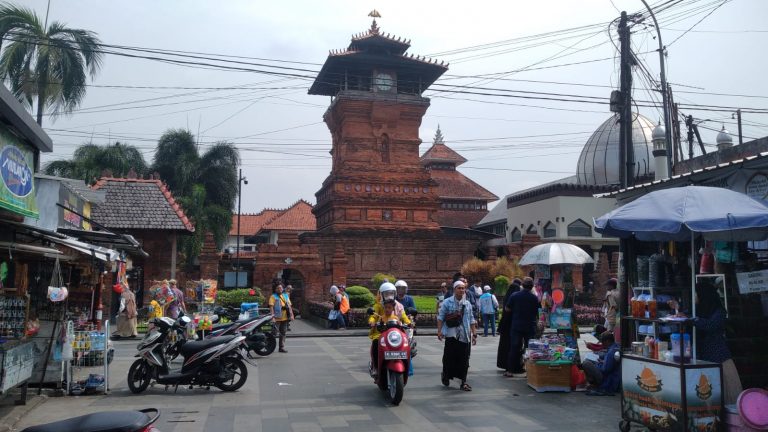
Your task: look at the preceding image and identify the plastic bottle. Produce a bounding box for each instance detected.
[683,334,692,363]
[648,297,657,319]
[670,333,682,362]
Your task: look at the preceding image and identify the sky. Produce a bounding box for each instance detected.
[22,0,768,213]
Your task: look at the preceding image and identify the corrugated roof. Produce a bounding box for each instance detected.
[91,178,194,232]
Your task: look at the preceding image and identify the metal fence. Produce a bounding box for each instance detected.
[66,321,111,396]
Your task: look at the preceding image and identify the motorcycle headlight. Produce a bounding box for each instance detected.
[386,331,403,348]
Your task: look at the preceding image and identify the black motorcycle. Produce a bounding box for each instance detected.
[21,408,160,432]
[197,306,276,357]
[127,317,252,394]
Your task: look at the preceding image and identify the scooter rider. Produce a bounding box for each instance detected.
[395,280,416,311]
[369,282,412,377]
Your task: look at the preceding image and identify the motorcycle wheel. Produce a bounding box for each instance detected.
[388,371,404,405]
[254,333,276,356]
[127,359,151,394]
[215,357,248,392]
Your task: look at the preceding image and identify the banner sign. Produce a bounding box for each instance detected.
[736,269,768,294]
[0,128,37,218]
[59,187,92,230]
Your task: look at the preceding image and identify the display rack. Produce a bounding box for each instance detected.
[0,294,30,340]
[66,321,111,395]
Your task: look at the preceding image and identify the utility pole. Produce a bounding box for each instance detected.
[235,168,244,290]
[736,109,743,145]
[618,11,634,188]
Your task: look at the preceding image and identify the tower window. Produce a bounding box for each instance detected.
[510,228,522,242]
[526,224,537,234]
[543,221,556,238]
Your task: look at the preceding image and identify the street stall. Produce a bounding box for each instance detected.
[594,185,768,432]
[518,242,594,392]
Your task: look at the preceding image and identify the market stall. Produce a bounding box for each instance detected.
[595,185,768,432]
[518,242,594,392]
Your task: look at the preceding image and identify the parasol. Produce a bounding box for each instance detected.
[518,242,594,266]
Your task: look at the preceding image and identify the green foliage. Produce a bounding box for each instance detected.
[412,295,439,313]
[43,142,148,184]
[494,275,510,295]
[152,129,239,265]
[217,288,264,308]
[0,3,104,125]
[345,285,375,308]
[371,273,396,289]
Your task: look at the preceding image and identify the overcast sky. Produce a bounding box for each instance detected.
[24,0,768,213]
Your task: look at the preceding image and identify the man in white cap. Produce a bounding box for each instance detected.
[478,285,499,337]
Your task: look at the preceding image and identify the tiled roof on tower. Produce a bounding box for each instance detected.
[420,126,468,166]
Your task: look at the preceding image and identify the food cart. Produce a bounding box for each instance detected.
[595,186,768,432]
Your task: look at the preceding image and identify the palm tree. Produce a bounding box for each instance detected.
[152,129,240,263]
[0,3,103,125]
[43,142,148,183]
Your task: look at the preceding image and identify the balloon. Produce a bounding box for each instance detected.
[552,289,565,305]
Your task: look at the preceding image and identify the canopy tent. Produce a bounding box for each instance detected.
[594,186,768,241]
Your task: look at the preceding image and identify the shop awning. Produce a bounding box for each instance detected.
[0,241,61,257]
[57,228,149,257]
[40,234,119,262]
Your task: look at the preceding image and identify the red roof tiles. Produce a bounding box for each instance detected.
[230,200,316,235]
[229,209,283,236]
[429,169,498,201]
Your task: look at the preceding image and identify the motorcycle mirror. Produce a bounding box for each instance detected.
[366,307,374,316]
[181,316,191,324]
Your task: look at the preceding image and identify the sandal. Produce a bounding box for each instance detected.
[441,372,449,387]
[460,382,472,391]
[503,372,515,378]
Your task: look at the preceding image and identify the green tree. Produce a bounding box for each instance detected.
[43,141,148,183]
[0,3,103,125]
[152,129,239,264]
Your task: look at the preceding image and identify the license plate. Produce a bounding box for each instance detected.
[384,351,408,360]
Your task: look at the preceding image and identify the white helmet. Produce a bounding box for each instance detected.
[394,280,408,289]
[379,282,396,301]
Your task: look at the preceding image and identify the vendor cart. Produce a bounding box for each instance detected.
[595,186,768,432]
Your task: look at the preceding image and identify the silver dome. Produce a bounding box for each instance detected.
[576,113,656,186]
[716,126,733,147]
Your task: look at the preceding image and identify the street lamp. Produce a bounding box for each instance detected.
[235,169,248,290]
[639,0,674,175]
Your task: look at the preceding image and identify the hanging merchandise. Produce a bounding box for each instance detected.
[47,258,68,302]
[61,321,74,361]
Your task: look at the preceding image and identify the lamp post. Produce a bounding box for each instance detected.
[640,0,674,176]
[235,169,248,290]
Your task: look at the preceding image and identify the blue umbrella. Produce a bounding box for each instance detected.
[594,186,768,241]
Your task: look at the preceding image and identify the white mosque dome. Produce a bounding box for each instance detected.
[576,113,656,186]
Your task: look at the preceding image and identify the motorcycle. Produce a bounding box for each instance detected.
[21,408,160,432]
[127,317,252,394]
[367,310,412,405]
[197,306,276,357]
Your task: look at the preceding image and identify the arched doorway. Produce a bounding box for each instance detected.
[277,268,305,313]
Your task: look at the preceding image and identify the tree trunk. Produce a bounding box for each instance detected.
[36,91,44,126]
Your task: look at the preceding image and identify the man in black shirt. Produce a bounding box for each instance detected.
[503,277,540,377]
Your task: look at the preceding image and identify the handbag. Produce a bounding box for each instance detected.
[328,309,339,320]
[47,258,68,302]
[444,304,465,328]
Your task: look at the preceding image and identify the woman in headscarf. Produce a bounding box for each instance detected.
[497,278,522,369]
[115,283,138,338]
[437,280,477,391]
[692,281,742,404]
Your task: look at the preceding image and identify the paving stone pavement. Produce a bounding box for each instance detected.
[11,328,622,431]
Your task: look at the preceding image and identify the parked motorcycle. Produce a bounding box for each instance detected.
[21,408,160,432]
[197,306,276,357]
[127,317,251,394]
[367,311,412,405]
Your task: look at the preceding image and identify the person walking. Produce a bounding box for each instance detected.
[478,285,499,337]
[497,278,522,369]
[436,282,448,313]
[167,279,186,319]
[114,283,138,338]
[329,285,346,330]
[437,280,477,391]
[269,284,294,353]
[602,278,620,332]
[285,285,294,331]
[503,277,539,377]
[338,285,350,328]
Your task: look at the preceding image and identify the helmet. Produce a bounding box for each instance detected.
[394,280,408,289]
[379,282,396,301]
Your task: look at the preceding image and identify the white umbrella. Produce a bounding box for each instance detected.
[518,243,594,266]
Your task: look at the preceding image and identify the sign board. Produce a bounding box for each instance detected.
[59,187,92,230]
[736,270,768,294]
[0,128,37,218]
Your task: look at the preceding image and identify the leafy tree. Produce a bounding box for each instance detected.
[43,141,148,183]
[152,129,239,264]
[0,3,103,125]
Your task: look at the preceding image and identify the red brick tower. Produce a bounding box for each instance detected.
[309,17,448,232]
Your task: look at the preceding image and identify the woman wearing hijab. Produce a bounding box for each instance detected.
[115,283,138,338]
[497,278,522,370]
[437,280,477,391]
[692,281,742,404]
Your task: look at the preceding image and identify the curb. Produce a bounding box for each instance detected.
[0,394,47,432]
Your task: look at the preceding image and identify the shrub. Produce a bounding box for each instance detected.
[218,288,264,308]
[493,256,525,280]
[346,285,376,308]
[371,273,396,289]
[493,275,510,295]
[461,258,493,284]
